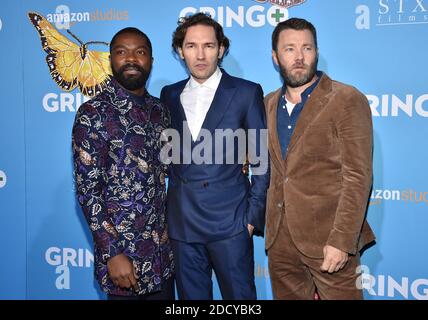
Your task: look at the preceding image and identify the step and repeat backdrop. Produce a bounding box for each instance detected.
[0,0,427,300]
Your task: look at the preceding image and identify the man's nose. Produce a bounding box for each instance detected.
[295,48,304,61]
[125,52,137,63]
[196,47,205,60]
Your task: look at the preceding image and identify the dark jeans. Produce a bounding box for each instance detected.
[107,276,175,300]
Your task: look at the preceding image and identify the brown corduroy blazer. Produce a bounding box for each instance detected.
[264,73,375,258]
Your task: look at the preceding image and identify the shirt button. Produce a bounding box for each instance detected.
[282,105,286,109]
[277,202,283,208]
[288,125,292,129]
[284,177,289,183]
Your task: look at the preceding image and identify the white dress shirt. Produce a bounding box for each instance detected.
[180,67,222,141]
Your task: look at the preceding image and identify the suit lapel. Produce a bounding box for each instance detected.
[265,89,286,175]
[197,70,236,139]
[286,74,332,156]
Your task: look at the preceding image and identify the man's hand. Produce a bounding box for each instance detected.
[107,253,139,291]
[247,224,254,237]
[320,245,349,273]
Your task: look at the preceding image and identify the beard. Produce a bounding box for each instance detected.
[279,55,318,88]
[112,63,150,91]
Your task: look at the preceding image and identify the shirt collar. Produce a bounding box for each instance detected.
[110,78,150,106]
[188,66,222,90]
[281,71,323,101]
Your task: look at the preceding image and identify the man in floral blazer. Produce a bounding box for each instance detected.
[72,27,174,299]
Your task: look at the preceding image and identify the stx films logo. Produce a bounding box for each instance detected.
[45,247,93,290]
[356,0,428,30]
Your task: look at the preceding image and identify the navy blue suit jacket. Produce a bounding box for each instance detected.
[160,70,269,243]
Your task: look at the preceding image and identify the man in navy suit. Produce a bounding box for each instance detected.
[160,13,269,300]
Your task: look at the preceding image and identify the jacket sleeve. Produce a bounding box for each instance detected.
[72,102,123,263]
[244,84,271,237]
[326,87,373,254]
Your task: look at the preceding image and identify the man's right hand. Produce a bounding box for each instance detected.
[107,253,139,291]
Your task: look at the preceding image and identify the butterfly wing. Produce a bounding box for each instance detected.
[28,12,81,91]
[28,12,112,96]
[77,51,112,97]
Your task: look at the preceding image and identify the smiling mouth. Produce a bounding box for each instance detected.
[123,68,141,75]
[123,68,141,77]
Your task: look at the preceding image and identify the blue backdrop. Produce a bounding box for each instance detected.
[0,0,427,300]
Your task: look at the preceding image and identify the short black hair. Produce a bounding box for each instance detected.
[272,18,317,52]
[172,12,230,63]
[110,27,152,56]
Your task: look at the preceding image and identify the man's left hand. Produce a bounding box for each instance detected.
[320,245,349,273]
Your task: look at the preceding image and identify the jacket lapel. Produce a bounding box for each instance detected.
[196,70,236,139]
[169,80,188,130]
[286,74,332,156]
[265,88,286,175]
[168,80,194,172]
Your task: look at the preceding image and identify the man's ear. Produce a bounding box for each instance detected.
[218,45,225,59]
[272,50,280,66]
[178,47,185,60]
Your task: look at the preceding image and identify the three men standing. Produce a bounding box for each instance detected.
[73,15,374,301]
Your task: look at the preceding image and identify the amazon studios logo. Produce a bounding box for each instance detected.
[47,4,128,30]
[369,188,428,205]
[45,247,93,290]
[0,170,6,188]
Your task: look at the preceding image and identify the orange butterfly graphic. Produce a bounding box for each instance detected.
[28,12,112,97]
